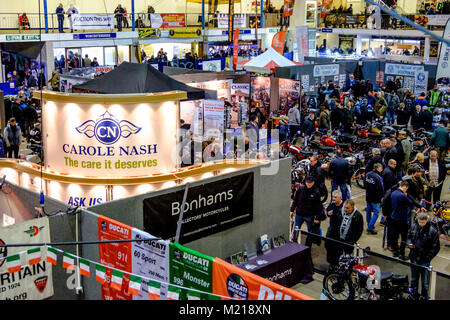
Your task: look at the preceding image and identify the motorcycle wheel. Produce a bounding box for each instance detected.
[354,169,365,189]
[323,272,355,300]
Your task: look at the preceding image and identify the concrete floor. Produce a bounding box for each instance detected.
[291,176,450,299]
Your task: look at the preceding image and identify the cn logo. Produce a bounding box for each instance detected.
[76,111,141,145]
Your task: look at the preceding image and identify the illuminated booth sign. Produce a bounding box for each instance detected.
[39,91,183,178]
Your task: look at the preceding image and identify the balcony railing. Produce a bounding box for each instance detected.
[0,12,283,33]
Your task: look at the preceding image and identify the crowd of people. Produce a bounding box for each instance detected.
[285,73,448,299]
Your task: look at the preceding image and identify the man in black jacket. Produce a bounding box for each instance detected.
[410,105,423,130]
[382,159,398,193]
[420,107,434,131]
[423,150,446,204]
[382,138,398,168]
[365,163,384,234]
[329,150,350,202]
[302,113,315,138]
[406,212,440,299]
[290,176,323,235]
[365,148,383,173]
[325,199,364,266]
[305,155,326,198]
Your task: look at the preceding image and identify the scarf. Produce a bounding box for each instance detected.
[340,207,356,240]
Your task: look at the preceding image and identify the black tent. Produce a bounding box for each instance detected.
[72,62,207,100]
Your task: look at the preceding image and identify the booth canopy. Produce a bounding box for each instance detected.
[72,62,206,100]
[237,47,301,74]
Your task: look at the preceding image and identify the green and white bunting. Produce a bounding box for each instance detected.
[110,269,123,291]
[128,275,142,296]
[27,247,41,265]
[148,279,161,300]
[79,259,90,277]
[96,264,106,284]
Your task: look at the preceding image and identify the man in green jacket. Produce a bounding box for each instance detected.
[430,120,449,160]
[374,92,387,122]
[428,85,442,109]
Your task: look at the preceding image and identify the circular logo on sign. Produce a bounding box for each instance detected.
[94,118,122,145]
[417,73,426,81]
[196,29,202,36]
[0,239,7,268]
[226,273,249,300]
[169,30,175,37]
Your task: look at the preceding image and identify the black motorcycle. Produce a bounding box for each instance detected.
[323,248,416,300]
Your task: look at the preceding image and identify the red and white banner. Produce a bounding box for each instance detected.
[150,13,185,28]
[233,28,240,70]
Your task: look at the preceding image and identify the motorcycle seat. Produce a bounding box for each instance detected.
[355,139,370,145]
[319,145,335,152]
[381,272,393,281]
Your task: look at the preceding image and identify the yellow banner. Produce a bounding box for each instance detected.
[168,27,202,38]
[138,28,161,39]
[186,0,241,3]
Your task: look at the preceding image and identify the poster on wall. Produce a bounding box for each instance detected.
[283,0,295,17]
[278,79,300,112]
[202,60,222,72]
[0,217,54,300]
[97,215,170,300]
[296,26,308,64]
[414,70,429,95]
[376,71,384,84]
[203,100,225,139]
[230,83,250,129]
[142,172,254,244]
[385,63,424,76]
[169,242,215,300]
[188,80,232,101]
[313,64,339,77]
[217,14,246,28]
[339,74,346,89]
[150,13,185,28]
[403,76,415,91]
[251,77,271,113]
[212,258,311,300]
[180,100,204,141]
[301,74,309,92]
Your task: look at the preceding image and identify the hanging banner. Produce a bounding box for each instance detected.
[384,63,424,76]
[97,215,170,300]
[230,83,250,128]
[168,27,202,38]
[142,172,254,244]
[150,13,185,28]
[98,215,133,300]
[203,99,225,139]
[278,79,300,112]
[414,14,450,26]
[218,14,247,28]
[188,79,232,101]
[313,64,339,77]
[296,26,308,64]
[283,0,295,17]
[233,28,240,70]
[376,71,384,84]
[169,242,215,300]
[228,0,235,43]
[0,217,54,300]
[212,258,313,300]
[414,70,429,95]
[301,74,309,92]
[70,14,114,30]
[272,30,287,55]
[137,28,161,39]
[131,229,170,300]
[436,18,450,86]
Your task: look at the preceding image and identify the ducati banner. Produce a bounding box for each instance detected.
[0,217,53,300]
[143,172,254,244]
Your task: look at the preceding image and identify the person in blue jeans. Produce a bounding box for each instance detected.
[406,212,440,300]
[364,163,384,234]
[56,3,65,33]
[290,176,324,242]
[329,150,350,202]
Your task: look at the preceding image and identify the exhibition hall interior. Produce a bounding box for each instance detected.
[0,0,449,305]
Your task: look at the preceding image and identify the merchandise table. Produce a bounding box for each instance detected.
[238,242,314,287]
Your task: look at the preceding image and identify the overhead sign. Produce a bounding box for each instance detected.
[168,27,202,38]
[143,172,254,244]
[150,13,185,28]
[313,64,339,77]
[70,14,114,30]
[217,14,246,29]
[5,34,40,41]
[137,28,161,39]
[42,97,178,177]
[385,63,424,76]
[321,28,333,33]
[0,217,54,300]
[73,33,116,40]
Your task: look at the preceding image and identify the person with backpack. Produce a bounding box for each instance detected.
[406,211,440,300]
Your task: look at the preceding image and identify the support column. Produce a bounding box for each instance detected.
[131,0,135,31]
[356,34,362,55]
[43,0,48,33]
[424,36,430,63]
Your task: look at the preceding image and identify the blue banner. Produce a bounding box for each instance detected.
[73,33,117,40]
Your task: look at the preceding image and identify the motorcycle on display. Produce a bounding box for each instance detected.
[290,159,329,203]
[344,151,366,189]
[323,248,416,300]
[430,200,450,241]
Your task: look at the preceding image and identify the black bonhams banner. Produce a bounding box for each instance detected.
[143,172,254,244]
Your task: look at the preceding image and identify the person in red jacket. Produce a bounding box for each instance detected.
[19,13,30,30]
